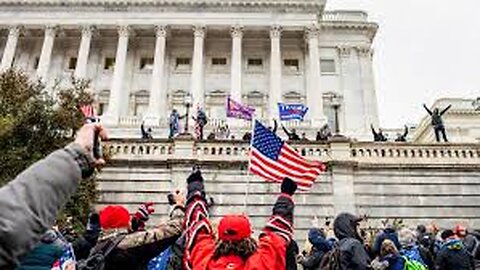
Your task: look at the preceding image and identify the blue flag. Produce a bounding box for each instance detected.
[278,103,309,121]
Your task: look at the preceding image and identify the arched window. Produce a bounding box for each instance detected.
[97,90,110,116]
[131,90,150,117]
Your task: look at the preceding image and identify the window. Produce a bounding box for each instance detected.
[320,59,336,73]
[68,57,77,70]
[140,57,154,70]
[104,57,115,70]
[212,58,227,66]
[248,58,263,67]
[176,58,191,67]
[98,103,108,116]
[33,57,40,70]
[284,59,299,72]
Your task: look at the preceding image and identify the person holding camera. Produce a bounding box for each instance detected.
[182,169,298,270]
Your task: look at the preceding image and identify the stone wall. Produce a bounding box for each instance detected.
[97,137,480,243]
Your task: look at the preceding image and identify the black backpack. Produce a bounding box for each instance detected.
[77,234,126,270]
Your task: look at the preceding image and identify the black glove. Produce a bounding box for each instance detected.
[281,177,297,196]
[186,170,206,203]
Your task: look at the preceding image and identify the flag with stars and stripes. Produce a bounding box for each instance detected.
[249,120,326,191]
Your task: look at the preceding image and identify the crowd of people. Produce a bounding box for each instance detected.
[1,120,475,270]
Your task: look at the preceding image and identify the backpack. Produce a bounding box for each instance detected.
[77,234,126,270]
[400,246,426,265]
[402,256,427,270]
[319,247,341,270]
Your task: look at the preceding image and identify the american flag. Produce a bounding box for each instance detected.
[249,120,326,191]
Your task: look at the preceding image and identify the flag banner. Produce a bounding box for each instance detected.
[226,96,255,120]
[278,103,309,121]
[249,120,326,191]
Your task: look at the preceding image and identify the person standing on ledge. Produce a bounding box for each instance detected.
[371,124,387,142]
[168,109,185,139]
[423,103,452,142]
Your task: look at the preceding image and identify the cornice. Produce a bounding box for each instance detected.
[320,21,379,41]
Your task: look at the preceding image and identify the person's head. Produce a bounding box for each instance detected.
[378,128,383,133]
[147,128,152,132]
[398,227,417,247]
[213,214,257,261]
[433,108,439,115]
[441,229,456,241]
[99,205,131,231]
[172,109,177,114]
[454,224,467,238]
[302,132,306,138]
[333,212,363,241]
[292,128,296,133]
[380,239,399,258]
[416,224,427,234]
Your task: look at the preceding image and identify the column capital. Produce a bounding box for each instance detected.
[80,25,95,37]
[44,25,57,37]
[193,25,206,39]
[230,25,243,38]
[356,46,373,58]
[117,25,131,38]
[337,45,352,58]
[154,25,168,38]
[305,24,320,39]
[8,25,22,37]
[270,25,282,39]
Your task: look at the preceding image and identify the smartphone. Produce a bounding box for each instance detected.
[85,117,102,159]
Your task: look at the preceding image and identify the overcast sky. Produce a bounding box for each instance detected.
[326,0,480,128]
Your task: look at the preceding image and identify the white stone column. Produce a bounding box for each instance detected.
[338,46,365,138]
[103,25,130,126]
[0,25,21,72]
[230,25,243,101]
[269,25,282,120]
[190,25,206,109]
[36,25,56,80]
[358,46,379,130]
[74,25,93,78]
[306,25,325,125]
[145,25,168,126]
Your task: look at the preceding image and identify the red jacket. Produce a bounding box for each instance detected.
[183,181,294,270]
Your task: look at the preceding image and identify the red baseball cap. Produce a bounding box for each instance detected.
[218,214,252,241]
[99,205,131,230]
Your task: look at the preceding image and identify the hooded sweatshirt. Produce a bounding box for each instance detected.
[299,228,333,270]
[333,213,370,270]
[436,239,474,270]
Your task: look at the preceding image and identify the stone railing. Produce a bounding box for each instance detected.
[322,10,369,22]
[103,137,480,166]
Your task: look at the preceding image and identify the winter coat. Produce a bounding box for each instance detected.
[436,239,475,270]
[16,230,69,270]
[333,213,370,270]
[299,228,333,270]
[0,143,93,269]
[90,206,185,270]
[374,229,401,256]
[183,178,294,270]
[286,240,299,270]
[382,254,405,270]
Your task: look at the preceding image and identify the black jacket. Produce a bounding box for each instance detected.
[436,239,474,270]
[424,104,451,127]
[333,213,370,270]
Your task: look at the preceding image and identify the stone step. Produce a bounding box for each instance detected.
[356,206,480,218]
[355,184,480,195]
[356,195,480,207]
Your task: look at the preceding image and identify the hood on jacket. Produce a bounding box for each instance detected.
[333,213,363,241]
[308,228,332,252]
[444,239,464,251]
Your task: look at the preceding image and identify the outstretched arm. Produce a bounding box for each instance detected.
[183,171,215,270]
[423,104,433,115]
[0,124,106,268]
[282,125,291,137]
[272,119,278,134]
[403,125,409,138]
[246,178,298,270]
[440,104,452,115]
[370,124,378,136]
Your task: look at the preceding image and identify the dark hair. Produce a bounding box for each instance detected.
[213,237,258,261]
[441,229,455,240]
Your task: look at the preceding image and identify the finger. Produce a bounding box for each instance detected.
[95,159,106,167]
[94,124,108,140]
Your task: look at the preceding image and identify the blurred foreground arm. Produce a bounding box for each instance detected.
[0,124,107,268]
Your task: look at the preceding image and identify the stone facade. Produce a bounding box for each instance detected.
[100,138,480,242]
[0,0,379,139]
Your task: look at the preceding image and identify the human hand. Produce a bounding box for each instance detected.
[172,190,185,206]
[135,202,155,222]
[74,123,108,166]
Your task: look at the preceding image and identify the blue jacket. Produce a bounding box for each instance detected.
[299,229,333,270]
[382,254,405,270]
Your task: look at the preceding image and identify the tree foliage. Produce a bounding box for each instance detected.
[0,69,98,232]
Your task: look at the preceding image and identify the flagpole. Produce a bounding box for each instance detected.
[244,112,256,214]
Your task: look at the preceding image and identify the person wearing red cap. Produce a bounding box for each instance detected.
[454,224,480,263]
[80,192,186,270]
[182,169,298,270]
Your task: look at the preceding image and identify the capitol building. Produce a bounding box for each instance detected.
[0,0,379,139]
[1,0,479,234]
